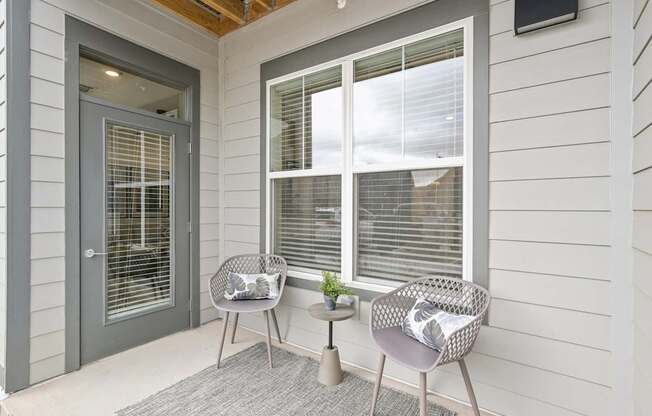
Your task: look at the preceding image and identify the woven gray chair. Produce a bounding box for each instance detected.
[369,276,490,416]
[209,254,287,369]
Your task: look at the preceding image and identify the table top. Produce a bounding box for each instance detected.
[308,303,355,322]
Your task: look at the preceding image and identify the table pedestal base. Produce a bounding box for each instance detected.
[317,346,342,386]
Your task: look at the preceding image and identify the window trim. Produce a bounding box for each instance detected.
[265,17,474,293]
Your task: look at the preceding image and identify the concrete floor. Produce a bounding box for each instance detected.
[1,320,482,416]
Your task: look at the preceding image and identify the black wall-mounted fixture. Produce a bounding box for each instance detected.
[514,0,578,35]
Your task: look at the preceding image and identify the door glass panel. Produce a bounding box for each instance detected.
[105,122,173,321]
[81,56,185,119]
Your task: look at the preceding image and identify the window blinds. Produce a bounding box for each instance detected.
[353,29,464,165]
[270,66,342,172]
[105,123,173,320]
[356,168,463,282]
[273,176,342,272]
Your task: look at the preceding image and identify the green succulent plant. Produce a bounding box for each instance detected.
[320,271,352,301]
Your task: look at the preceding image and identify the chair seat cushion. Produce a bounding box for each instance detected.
[372,326,440,371]
[214,297,278,313]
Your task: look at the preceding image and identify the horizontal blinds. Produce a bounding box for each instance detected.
[353,29,464,165]
[356,168,463,282]
[270,66,342,172]
[273,176,341,272]
[405,30,464,159]
[106,123,173,320]
[271,77,303,171]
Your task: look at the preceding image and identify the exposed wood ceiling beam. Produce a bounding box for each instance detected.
[202,0,246,25]
[152,0,226,35]
[153,0,299,37]
[255,0,272,11]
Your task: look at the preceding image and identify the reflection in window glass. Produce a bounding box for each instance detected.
[273,176,341,272]
[356,168,463,282]
[353,48,403,166]
[353,29,464,166]
[270,66,342,171]
[80,56,185,119]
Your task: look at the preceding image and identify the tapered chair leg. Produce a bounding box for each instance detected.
[369,353,385,416]
[264,310,273,368]
[216,312,230,369]
[271,309,282,344]
[459,359,481,416]
[230,313,239,344]
[419,372,427,416]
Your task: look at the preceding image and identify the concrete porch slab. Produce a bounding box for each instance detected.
[1,320,482,416]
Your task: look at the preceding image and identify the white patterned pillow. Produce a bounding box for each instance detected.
[401,297,474,351]
[224,272,280,301]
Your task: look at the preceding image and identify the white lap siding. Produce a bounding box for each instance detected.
[218,0,615,415]
[633,1,652,415]
[0,0,7,380]
[27,0,220,384]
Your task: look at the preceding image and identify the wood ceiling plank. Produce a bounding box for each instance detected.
[152,0,225,35]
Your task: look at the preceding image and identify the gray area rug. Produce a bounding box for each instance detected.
[117,343,455,416]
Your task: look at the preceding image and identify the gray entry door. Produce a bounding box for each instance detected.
[80,97,191,364]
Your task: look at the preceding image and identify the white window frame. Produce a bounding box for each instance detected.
[265,17,474,293]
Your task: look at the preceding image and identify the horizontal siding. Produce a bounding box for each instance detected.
[216,1,615,415]
[489,142,610,180]
[30,0,65,383]
[633,2,652,414]
[489,38,610,94]
[27,0,221,384]
[489,3,610,64]
[489,73,610,122]
[486,2,613,415]
[489,107,610,152]
[489,177,610,211]
[0,0,6,375]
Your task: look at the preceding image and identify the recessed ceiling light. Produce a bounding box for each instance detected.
[337,0,346,9]
[105,70,120,78]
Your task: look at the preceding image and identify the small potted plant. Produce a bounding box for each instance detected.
[320,271,352,311]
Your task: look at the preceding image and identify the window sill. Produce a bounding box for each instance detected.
[286,269,398,302]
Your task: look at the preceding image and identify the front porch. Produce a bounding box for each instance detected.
[0,321,480,416]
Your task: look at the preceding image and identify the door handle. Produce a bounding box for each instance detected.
[84,249,108,259]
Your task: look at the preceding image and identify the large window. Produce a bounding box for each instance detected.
[267,21,472,289]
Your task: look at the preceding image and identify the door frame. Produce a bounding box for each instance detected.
[64,17,201,373]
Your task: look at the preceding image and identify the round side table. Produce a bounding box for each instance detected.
[308,303,355,386]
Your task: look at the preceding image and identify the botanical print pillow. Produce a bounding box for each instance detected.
[401,297,474,351]
[224,272,280,300]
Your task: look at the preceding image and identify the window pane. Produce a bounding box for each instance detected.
[405,30,464,159]
[270,66,342,171]
[105,123,173,320]
[353,48,403,166]
[353,30,464,166]
[270,77,303,171]
[304,67,343,169]
[356,168,463,282]
[80,56,185,119]
[274,176,341,272]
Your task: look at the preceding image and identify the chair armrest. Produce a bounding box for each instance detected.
[208,267,229,308]
[438,315,483,365]
[369,282,416,331]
